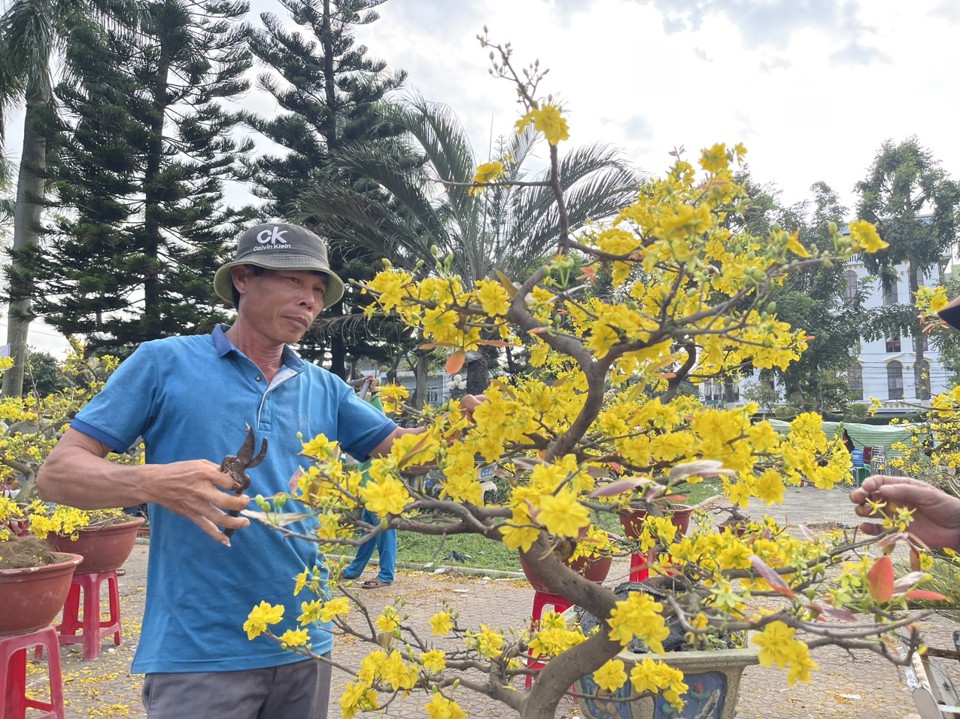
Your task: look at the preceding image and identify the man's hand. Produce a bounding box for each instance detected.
[147,459,252,546]
[37,428,250,547]
[851,475,960,551]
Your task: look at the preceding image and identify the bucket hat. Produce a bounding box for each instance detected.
[213,223,345,308]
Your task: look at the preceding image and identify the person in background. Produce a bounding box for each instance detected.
[342,376,397,589]
[841,428,855,454]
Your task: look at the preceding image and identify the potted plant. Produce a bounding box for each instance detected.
[520,526,614,593]
[0,497,83,636]
[0,347,141,576]
[27,503,144,574]
[570,579,758,719]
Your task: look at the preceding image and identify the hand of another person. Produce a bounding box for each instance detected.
[460,393,486,420]
[850,475,960,551]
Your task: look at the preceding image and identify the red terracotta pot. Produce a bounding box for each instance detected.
[0,552,83,635]
[618,505,693,539]
[46,517,145,574]
[520,554,613,594]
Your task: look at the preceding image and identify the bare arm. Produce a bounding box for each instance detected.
[37,429,250,546]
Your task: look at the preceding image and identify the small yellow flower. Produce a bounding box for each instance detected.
[420,649,447,673]
[469,161,506,195]
[243,601,284,640]
[536,490,589,538]
[516,104,570,145]
[376,606,401,634]
[279,628,310,648]
[848,219,888,253]
[593,659,628,692]
[319,597,351,623]
[475,279,511,316]
[425,692,466,719]
[430,611,454,636]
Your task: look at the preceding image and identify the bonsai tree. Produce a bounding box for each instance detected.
[243,40,942,719]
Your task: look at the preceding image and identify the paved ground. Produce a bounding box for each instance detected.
[22,484,958,718]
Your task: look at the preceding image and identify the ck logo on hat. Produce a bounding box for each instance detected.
[257,226,289,245]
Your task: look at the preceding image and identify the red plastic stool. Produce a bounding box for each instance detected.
[526,591,573,689]
[629,553,650,583]
[0,626,65,719]
[57,569,122,660]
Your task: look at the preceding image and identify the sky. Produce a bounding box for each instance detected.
[5,0,960,357]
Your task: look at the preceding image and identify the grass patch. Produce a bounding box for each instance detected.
[395,480,724,572]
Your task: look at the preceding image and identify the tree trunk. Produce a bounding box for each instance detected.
[3,88,50,399]
[415,352,428,409]
[909,261,927,399]
[465,349,491,395]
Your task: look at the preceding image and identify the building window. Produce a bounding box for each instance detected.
[882,281,898,306]
[844,271,858,301]
[427,386,441,404]
[847,364,863,401]
[915,360,931,400]
[885,335,901,353]
[723,378,740,403]
[915,267,925,289]
[887,361,904,400]
[914,334,928,353]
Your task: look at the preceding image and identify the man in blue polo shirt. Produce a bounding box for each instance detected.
[37,223,457,718]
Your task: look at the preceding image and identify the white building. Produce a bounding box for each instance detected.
[841,256,951,413]
[703,256,953,414]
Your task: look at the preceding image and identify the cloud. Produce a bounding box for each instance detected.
[612,114,655,143]
[829,40,889,66]
[930,1,960,23]
[634,0,885,69]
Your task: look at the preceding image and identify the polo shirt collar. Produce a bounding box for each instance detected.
[212,324,306,372]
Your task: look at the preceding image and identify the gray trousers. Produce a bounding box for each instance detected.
[142,656,332,719]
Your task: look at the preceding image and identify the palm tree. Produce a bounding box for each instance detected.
[297,96,643,393]
[0,0,136,396]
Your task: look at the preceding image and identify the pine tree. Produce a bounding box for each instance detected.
[28,1,255,354]
[246,0,408,377]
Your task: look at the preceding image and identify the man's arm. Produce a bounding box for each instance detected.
[37,428,250,546]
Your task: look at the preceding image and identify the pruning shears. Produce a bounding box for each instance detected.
[219,426,268,539]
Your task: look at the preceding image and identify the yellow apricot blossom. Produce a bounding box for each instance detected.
[360,476,410,516]
[340,681,379,719]
[630,658,688,712]
[753,621,819,685]
[425,693,466,719]
[243,601,284,640]
[319,597,351,623]
[848,219,888,252]
[430,612,454,636]
[607,592,669,652]
[593,659,628,692]
[471,160,505,188]
[536,490,589,538]
[516,104,569,145]
[420,649,447,673]
[475,279,511,316]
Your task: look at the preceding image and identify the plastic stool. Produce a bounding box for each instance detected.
[57,569,122,660]
[526,591,573,689]
[0,626,65,719]
[629,553,650,583]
